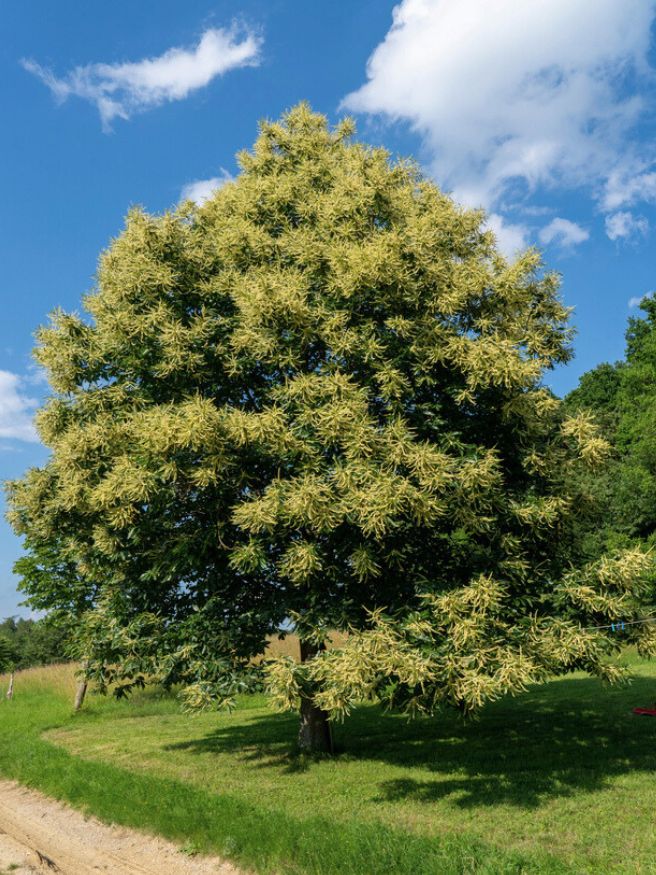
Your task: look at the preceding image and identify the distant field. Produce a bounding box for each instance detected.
[2,651,656,874]
[254,631,349,662]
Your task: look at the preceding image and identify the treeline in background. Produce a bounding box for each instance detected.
[0,616,68,671]
[564,294,656,559]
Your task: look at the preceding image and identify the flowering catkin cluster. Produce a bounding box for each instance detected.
[7,104,654,716]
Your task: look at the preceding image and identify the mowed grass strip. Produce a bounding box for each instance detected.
[0,672,566,875]
[3,656,656,873]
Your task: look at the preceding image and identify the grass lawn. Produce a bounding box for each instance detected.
[1,655,656,874]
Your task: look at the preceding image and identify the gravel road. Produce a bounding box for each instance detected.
[0,780,242,874]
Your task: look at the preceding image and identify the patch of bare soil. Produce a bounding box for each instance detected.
[0,827,39,873]
[0,780,242,874]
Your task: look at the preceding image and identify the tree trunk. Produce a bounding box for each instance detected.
[6,673,14,700]
[74,679,88,711]
[73,661,89,711]
[298,640,333,754]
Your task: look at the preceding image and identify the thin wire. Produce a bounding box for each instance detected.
[583,616,656,632]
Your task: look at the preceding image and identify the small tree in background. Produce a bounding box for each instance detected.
[11,532,96,709]
[7,105,655,751]
[0,636,19,700]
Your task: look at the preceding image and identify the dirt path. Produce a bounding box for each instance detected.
[0,780,242,874]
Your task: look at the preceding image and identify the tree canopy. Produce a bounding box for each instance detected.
[565,294,656,552]
[7,104,655,748]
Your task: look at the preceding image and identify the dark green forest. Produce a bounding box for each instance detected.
[564,294,656,559]
[0,616,67,671]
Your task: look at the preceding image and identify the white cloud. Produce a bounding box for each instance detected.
[605,211,649,240]
[180,169,233,204]
[539,217,589,248]
[516,205,555,218]
[23,26,262,130]
[343,0,656,216]
[484,213,529,257]
[0,371,38,443]
[629,291,655,307]
[603,169,656,211]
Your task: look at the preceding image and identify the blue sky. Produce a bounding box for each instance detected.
[1,0,655,617]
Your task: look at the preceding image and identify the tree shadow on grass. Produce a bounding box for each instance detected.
[164,672,656,808]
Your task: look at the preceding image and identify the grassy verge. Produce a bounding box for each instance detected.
[3,658,656,873]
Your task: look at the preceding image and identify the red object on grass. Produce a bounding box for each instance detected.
[632,707,656,716]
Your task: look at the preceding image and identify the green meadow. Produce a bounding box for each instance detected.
[2,654,656,874]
